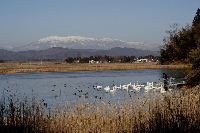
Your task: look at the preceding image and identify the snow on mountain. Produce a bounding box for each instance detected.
[0,44,15,50]
[38,36,96,43]
[13,36,159,51]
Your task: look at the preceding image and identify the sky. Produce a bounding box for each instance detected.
[0,0,199,48]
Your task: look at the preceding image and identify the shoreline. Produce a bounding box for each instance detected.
[0,61,191,74]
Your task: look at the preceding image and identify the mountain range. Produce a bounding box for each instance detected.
[8,36,160,51]
[0,36,160,60]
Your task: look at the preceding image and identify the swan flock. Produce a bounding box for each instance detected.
[93,77,185,94]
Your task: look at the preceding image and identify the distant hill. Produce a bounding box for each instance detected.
[0,47,159,61]
[12,36,160,51]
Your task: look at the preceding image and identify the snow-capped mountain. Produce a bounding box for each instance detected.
[13,36,160,51]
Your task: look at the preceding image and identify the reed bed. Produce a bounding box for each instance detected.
[0,61,190,73]
[0,86,199,133]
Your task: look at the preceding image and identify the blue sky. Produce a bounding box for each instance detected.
[0,0,199,47]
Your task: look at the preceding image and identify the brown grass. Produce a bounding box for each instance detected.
[0,61,191,73]
[0,85,199,133]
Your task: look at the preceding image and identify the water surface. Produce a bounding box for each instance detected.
[0,69,186,106]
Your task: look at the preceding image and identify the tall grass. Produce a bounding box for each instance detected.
[0,86,199,133]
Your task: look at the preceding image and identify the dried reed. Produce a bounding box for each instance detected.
[0,86,199,133]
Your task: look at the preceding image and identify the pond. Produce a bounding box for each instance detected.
[0,69,187,107]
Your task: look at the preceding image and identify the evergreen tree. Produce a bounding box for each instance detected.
[193,8,200,26]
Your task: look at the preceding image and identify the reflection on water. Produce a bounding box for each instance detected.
[0,69,186,107]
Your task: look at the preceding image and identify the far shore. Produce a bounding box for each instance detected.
[0,61,191,74]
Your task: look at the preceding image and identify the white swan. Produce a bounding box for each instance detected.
[104,86,110,92]
[135,86,141,92]
[122,84,129,91]
[112,85,121,90]
[160,87,166,93]
[115,84,122,89]
[109,87,117,93]
[144,82,154,92]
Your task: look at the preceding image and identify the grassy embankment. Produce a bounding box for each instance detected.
[0,61,191,73]
[0,85,199,133]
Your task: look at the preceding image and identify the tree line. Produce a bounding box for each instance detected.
[160,8,200,85]
[65,55,159,63]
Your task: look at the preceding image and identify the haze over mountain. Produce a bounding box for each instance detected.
[12,36,160,51]
[0,47,159,61]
